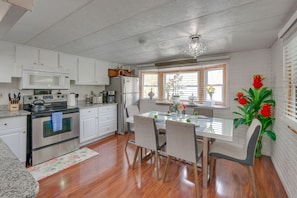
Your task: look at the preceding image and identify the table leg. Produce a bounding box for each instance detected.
[202,136,209,188]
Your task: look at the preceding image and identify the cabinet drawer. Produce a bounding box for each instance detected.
[99,120,117,132]
[99,105,116,114]
[80,107,98,117]
[0,116,26,131]
[99,114,116,122]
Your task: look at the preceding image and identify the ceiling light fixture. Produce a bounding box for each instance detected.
[188,34,206,58]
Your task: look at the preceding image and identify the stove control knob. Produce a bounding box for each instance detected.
[28,96,32,100]
[57,95,60,98]
[34,96,38,100]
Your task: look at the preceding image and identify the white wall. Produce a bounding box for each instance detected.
[270,38,297,198]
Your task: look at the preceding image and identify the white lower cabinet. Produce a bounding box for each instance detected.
[98,105,117,136]
[80,107,98,144]
[0,116,27,163]
[79,104,117,146]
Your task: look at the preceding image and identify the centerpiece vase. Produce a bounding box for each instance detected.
[172,95,180,104]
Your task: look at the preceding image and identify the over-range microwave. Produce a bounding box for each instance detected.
[20,66,70,90]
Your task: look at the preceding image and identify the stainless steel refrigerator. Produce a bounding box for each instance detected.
[106,76,139,134]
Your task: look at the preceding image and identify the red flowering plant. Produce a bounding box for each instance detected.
[233,74,276,157]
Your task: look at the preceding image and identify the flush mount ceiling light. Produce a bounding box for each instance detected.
[188,34,206,58]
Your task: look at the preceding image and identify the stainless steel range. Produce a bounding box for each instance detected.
[23,94,79,165]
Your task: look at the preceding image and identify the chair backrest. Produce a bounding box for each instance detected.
[244,119,262,166]
[166,120,198,163]
[134,115,159,151]
[126,105,140,117]
[193,107,213,117]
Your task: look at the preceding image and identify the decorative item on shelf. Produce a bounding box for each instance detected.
[168,74,183,104]
[187,34,207,58]
[206,85,215,106]
[148,88,155,100]
[233,74,276,157]
[188,93,196,104]
[108,69,135,77]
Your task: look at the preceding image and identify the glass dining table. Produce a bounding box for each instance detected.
[126,111,234,188]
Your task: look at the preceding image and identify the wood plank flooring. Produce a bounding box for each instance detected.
[35,134,287,198]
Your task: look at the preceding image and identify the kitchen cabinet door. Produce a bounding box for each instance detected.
[0,41,14,81]
[77,57,96,85]
[0,116,27,163]
[39,49,59,67]
[79,107,98,144]
[59,53,78,80]
[16,45,39,66]
[95,60,110,85]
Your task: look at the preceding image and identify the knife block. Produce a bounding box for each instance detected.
[8,102,20,111]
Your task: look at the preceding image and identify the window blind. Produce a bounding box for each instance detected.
[284,26,297,120]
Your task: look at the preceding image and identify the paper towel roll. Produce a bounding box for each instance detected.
[67,93,76,106]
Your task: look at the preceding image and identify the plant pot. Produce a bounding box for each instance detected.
[172,95,180,104]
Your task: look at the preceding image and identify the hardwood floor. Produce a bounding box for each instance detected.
[36,134,287,198]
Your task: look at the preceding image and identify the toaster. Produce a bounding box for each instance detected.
[92,96,103,104]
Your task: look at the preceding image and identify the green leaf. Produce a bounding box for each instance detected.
[233,111,244,116]
[266,130,276,141]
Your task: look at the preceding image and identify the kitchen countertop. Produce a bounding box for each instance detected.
[0,109,31,119]
[77,103,117,109]
[0,139,39,198]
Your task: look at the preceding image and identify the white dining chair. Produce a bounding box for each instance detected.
[193,107,213,117]
[163,120,203,198]
[125,105,140,151]
[209,119,262,198]
[132,115,166,179]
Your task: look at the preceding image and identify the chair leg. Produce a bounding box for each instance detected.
[132,146,140,169]
[210,156,216,182]
[163,156,172,183]
[125,132,132,151]
[247,166,257,198]
[155,152,159,180]
[193,163,199,198]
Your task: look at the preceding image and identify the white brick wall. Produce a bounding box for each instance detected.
[271,38,297,198]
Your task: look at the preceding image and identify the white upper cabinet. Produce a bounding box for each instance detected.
[39,49,59,67]
[16,45,39,65]
[16,45,59,67]
[77,57,96,85]
[59,53,78,81]
[95,60,110,85]
[0,41,14,82]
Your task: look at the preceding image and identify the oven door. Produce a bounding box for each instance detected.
[32,112,79,149]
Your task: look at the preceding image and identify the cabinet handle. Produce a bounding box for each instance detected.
[23,131,26,134]
[4,123,7,126]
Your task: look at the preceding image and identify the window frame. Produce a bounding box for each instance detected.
[140,64,226,106]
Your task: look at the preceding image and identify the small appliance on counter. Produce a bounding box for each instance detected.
[92,94,103,104]
[101,91,108,103]
[107,91,116,103]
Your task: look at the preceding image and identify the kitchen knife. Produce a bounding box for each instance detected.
[8,93,11,102]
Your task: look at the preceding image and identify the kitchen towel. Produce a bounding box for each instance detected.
[52,112,63,132]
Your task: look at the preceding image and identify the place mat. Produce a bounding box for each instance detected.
[27,147,99,181]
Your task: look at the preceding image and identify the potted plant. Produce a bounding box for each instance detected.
[233,74,276,157]
[206,85,215,105]
[168,74,183,103]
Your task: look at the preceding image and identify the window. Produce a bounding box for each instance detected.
[205,68,224,102]
[164,72,198,100]
[142,73,159,99]
[284,27,297,123]
[140,64,226,105]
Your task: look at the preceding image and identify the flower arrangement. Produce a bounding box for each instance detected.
[169,103,187,113]
[168,74,183,96]
[206,85,215,100]
[233,74,276,157]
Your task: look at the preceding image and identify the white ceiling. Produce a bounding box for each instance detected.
[0,0,296,65]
